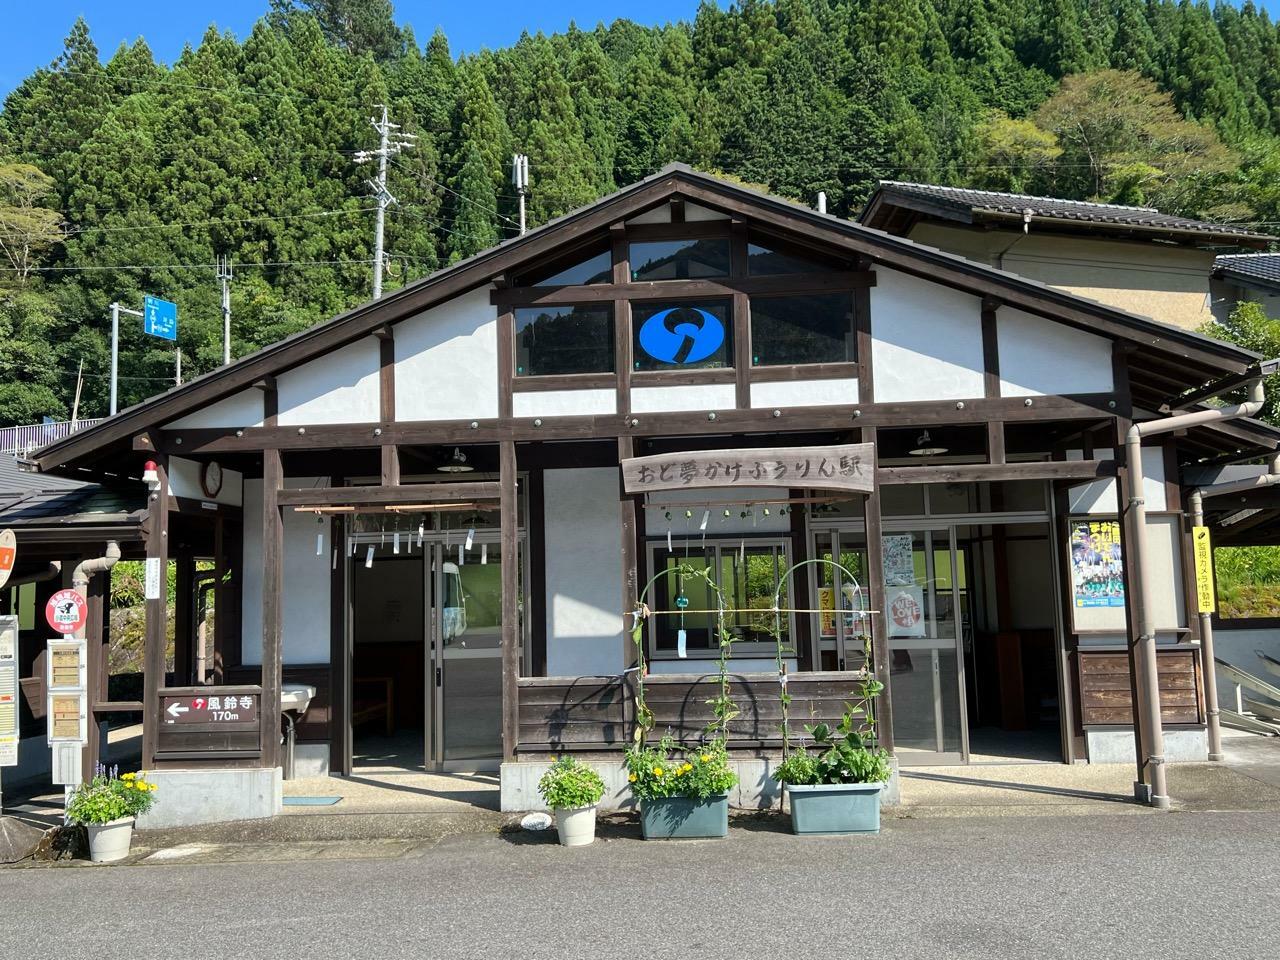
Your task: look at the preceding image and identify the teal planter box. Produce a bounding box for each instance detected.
[786,782,883,835]
[639,795,729,839]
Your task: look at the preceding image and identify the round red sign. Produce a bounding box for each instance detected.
[45,589,87,635]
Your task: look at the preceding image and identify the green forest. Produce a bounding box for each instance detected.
[1,0,1279,423]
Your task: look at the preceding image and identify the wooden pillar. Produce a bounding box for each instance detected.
[260,447,284,767]
[173,554,193,686]
[790,488,815,672]
[618,435,639,669]
[377,325,399,486]
[730,221,750,409]
[212,516,226,682]
[141,456,169,768]
[862,427,894,753]
[499,440,520,761]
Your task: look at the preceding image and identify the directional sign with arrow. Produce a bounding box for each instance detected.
[161,693,258,725]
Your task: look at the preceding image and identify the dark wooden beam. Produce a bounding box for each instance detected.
[612,223,632,417]
[490,271,876,307]
[378,327,399,486]
[161,393,1124,455]
[619,435,639,669]
[277,482,499,507]
[878,459,1116,484]
[141,455,169,768]
[731,220,751,409]
[260,446,283,768]
[853,285,874,404]
[499,440,519,762]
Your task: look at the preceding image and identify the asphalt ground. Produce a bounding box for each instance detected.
[4,809,1278,960]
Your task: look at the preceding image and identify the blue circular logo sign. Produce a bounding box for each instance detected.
[637,307,724,365]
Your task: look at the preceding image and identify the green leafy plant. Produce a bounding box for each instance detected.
[537,756,606,810]
[775,702,892,786]
[625,735,737,802]
[66,768,157,825]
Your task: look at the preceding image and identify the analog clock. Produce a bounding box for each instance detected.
[201,460,224,499]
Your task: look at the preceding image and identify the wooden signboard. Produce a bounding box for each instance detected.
[162,692,259,725]
[0,615,17,766]
[621,443,875,495]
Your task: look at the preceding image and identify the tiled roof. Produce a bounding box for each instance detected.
[0,454,143,527]
[866,181,1273,243]
[1214,253,1280,292]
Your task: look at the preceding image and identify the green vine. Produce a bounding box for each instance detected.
[629,562,738,749]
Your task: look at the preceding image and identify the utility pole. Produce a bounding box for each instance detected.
[71,360,84,426]
[512,153,529,235]
[217,255,233,365]
[108,301,143,417]
[354,104,416,300]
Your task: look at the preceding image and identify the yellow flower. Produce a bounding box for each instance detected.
[682,763,693,773]
[700,754,711,763]
[121,772,135,780]
[149,783,158,792]
[653,766,664,777]
[628,773,637,783]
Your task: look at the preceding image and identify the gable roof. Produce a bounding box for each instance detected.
[862,181,1273,248]
[31,164,1269,473]
[0,453,144,535]
[1214,253,1280,296]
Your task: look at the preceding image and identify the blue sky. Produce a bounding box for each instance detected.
[0,0,707,97]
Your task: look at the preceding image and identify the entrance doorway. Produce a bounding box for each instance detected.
[348,534,516,773]
[812,496,1065,765]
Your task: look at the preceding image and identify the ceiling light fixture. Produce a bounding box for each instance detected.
[909,430,949,457]
[439,447,474,473]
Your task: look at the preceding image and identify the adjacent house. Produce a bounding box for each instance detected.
[860,182,1272,331]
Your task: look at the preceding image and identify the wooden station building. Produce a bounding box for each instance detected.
[23,165,1280,819]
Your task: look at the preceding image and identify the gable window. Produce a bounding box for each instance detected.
[515,304,614,376]
[517,246,613,286]
[747,241,841,276]
[630,238,731,281]
[750,293,854,366]
[647,540,792,657]
[632,300,732,371]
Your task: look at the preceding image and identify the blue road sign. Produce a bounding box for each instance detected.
[143,295,178,341]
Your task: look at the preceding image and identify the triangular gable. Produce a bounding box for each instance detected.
[34,164,1260,471]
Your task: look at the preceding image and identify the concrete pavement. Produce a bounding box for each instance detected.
[3,810,1278,959]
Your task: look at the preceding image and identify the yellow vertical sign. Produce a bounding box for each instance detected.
[1193,525,1215,614]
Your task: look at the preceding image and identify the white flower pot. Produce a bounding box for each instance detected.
[553,805,598,847]
[86,816,135,863]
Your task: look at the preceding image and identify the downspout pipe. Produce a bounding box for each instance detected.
[1188,450,1280,762]
[1125,378,1265,809]
[5,560,62,588]
[71,542,121,641]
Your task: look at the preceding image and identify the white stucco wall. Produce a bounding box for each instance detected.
[630,383,737,413]
[1066,447,1167,513]
[394,286,499,421]
[997,306,1114,397]
[167,455,243,506]
[513,388,616,418]
[749,378,858,408]
[870,268,985,402]
[240,477,333,666]
[276,336,380,425]
[165,389,263,430]
[544,467,625,676]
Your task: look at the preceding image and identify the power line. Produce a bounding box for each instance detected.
[0,206,380,241]
[388,155,521,228]
[354,104,416,299]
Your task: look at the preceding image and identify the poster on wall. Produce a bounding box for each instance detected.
[883,535,916,587]
[887,586,926,638]
[818,584,869,639]
[1070,520,1125,608]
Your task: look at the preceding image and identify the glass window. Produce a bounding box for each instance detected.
[747,242,839,276]
[632,300,732,371]
[630,238,731,281]
[648,540,791,656]
[750,293,853,366]
[515,304,614,376]
[518,246,613,286]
